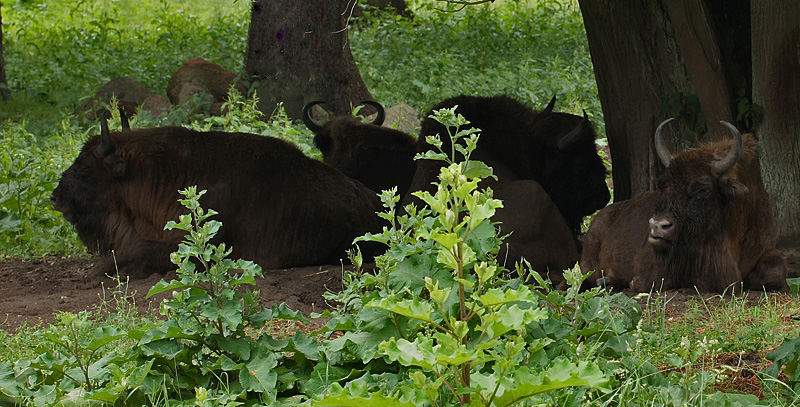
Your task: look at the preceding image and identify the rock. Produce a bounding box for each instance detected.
[382,103,419,134]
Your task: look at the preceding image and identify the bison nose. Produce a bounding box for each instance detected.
[649,217,673,239]
[50,194,57,206]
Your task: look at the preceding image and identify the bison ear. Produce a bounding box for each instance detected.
[719,176,748,203]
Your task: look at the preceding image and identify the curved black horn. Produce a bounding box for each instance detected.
[543,94,556,113]
[654,118,675,167]
[712,121,743,175]
[301,101,325,133]
[361,100,385,126]
[119,106,130,130]
[556,110,589,151]
[96,109,114,157]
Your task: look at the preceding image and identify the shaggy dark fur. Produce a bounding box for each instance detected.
[51,127,383,279]
[312,117,417,197]
[408,94,610,237]
[581,128,788,293]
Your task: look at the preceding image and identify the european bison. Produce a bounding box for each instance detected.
[407,94,610,238]
[581,120,788,292]
[51,112,383,279]
[303,101,418,198]
[400,95,606,279]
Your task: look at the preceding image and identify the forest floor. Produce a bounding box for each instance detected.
[0,239,798,333]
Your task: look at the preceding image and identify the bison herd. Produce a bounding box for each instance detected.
[52,96,789,293]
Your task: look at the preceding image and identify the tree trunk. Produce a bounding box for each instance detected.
[0,2,11,102]
[579,0,743,201]
[752,1,800,242]
[579,1,695,200]
[244,0,374,120]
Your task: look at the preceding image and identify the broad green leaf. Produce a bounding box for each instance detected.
[482,304,547,339]
[303,364,364,396]
[0,361,19,398]
[462,159,494,180]
[313,383,416,407]
[367,295,436,324]
[475,285,538,307]
[146,278,193,297]
[86,326,127,351]
[488,359,609,406]
[239,346,278,393]
[431,231,460,250]
[380,336,436,370]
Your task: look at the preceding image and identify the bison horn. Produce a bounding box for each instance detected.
[712,121,743,175]
[96,109,114,157]
[543,94,556,113]
[654,118,676,167]
[556,110,589,151]
[361,100,385,126]
[301,101,325,134]
[119,107,130,130]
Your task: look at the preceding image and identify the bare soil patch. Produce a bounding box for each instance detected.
[0,241,797,333]
[0,256,345,332]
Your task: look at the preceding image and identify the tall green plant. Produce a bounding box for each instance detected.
[314,107,609,406]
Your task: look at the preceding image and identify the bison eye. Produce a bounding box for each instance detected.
[688,178,712,198]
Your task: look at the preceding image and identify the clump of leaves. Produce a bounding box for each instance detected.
[314,107,610,406]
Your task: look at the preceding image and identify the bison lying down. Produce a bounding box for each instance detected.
[51,114,383,279]
[402,95,610,281]
[303,101,418,198]
[409,95,611,238]
[581,120,788,292]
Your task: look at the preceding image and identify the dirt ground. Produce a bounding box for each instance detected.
[1,240,798,333]
[0,256,347,332]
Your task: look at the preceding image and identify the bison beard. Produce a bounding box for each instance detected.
[51,124,383,280]
[581,120,788,293]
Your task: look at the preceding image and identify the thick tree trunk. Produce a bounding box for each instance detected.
[579,0,741,201]
[0,2,11,101]
[579,1,693,200]
[244,0,373,120]
[752,1,800,242]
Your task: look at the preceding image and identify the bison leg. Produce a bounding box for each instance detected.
[744,249,789,292]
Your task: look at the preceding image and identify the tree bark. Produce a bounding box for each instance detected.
[580,0,745,201]
[579,1,697,200]
[752,1,800,242]
[244,0,374,120]
[0,2,11,101]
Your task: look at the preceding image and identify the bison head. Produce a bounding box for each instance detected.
[51,110,129,252]
[303,100,417,196]
[648,119,747,252]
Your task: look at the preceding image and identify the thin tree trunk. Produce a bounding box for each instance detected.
[0,2,11,101]
[752,1,800,242]
[244,0,373,119]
